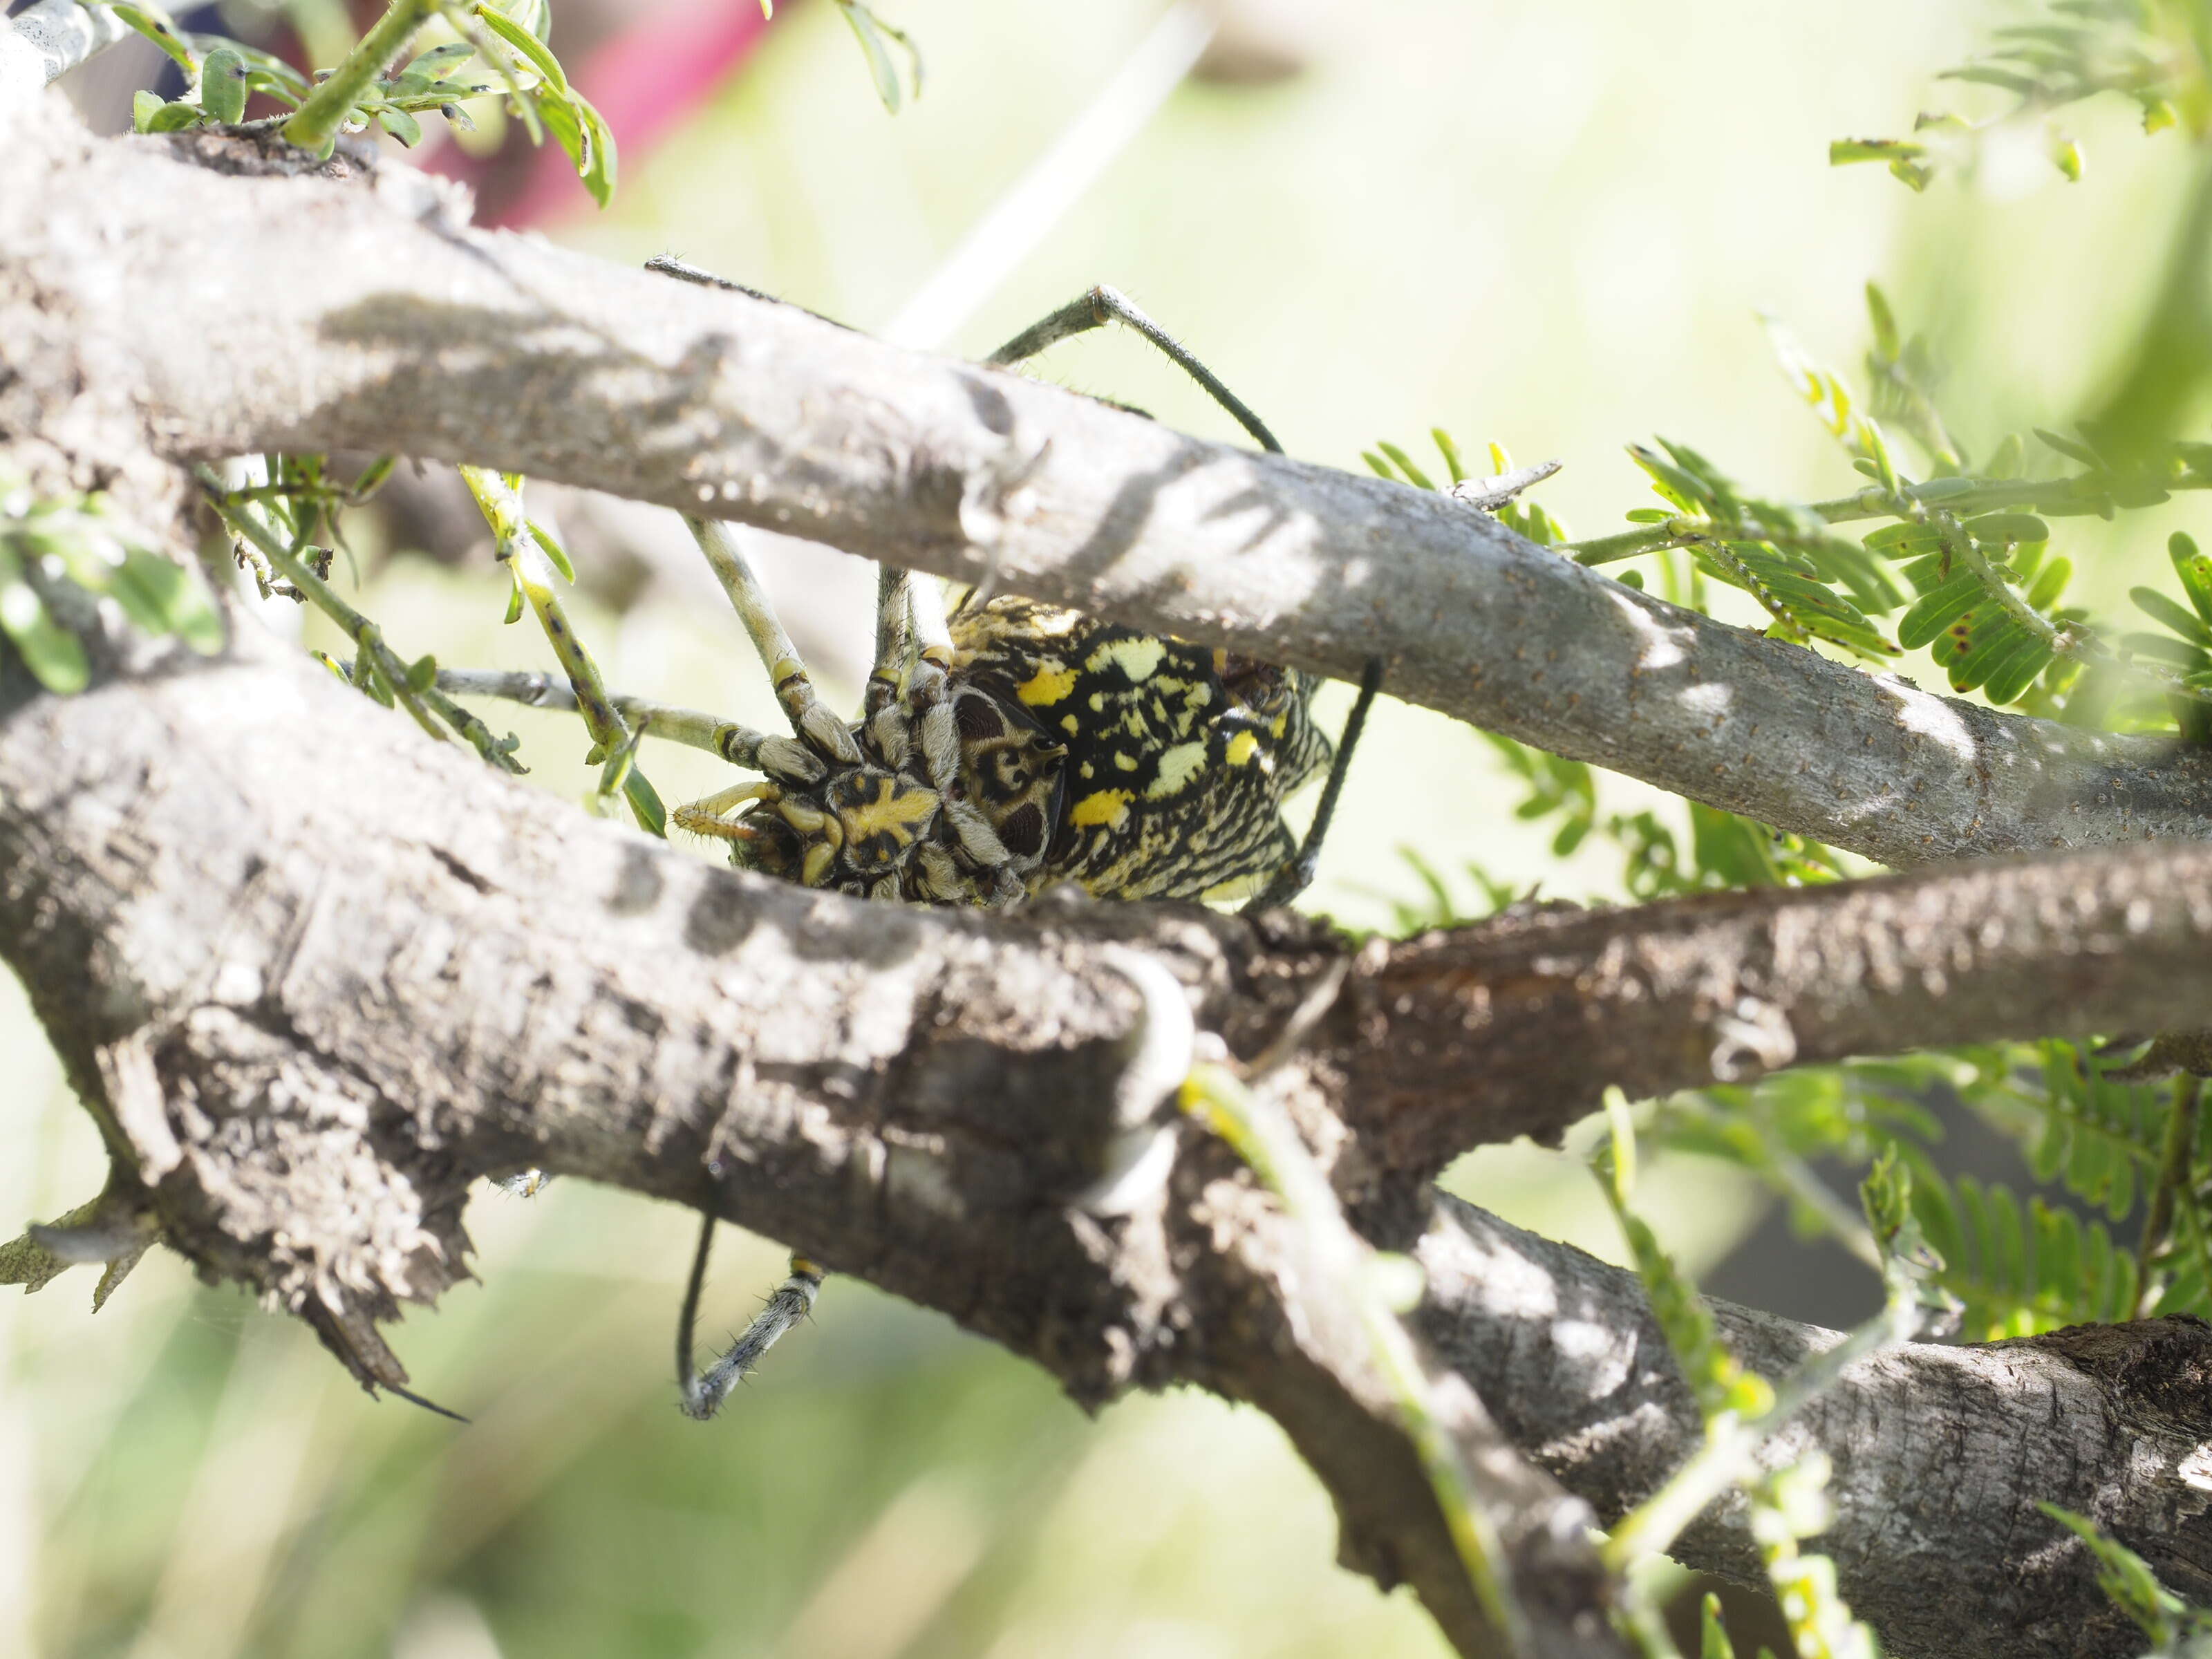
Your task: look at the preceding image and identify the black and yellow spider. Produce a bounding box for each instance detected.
[447,281,1378,1415]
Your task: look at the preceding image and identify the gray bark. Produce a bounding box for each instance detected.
[1,108,2210,870]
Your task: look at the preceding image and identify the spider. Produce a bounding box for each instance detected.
[451,279,1382,1416]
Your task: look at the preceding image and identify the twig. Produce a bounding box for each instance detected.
[280,0,433,153]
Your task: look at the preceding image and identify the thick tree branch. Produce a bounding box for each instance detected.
[1345,845,2212,1177]
[4,105,2212,868]
[3,634,2211,1656]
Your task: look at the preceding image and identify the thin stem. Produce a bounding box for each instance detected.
[281,0,433,153]
[1600,1285,1914,1572]
[2137,1074,2203,1317]
[434,668,783,767]
[1566,472,2212,568]
[460,469,664,830]
[1178,1056,1533,1651]
[196,468,527,767]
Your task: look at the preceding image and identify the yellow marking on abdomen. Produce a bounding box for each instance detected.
[1018,666,1079,706]
[1145,741,1208,799]
[1225,731,1259,766]
[1089,636,1165,682]
[1071,789,1132,827]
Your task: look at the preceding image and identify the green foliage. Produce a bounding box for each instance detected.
[1750,1454,1882,1659]
[109,0,616,199]
[1539,283,2212,733]
[1830,0,2207,191]
[1597,1107,1891,1657]
[751,0,921,112]
[2039,1503,2212,1653]
[0,473,223,693]
[836,1,923,112]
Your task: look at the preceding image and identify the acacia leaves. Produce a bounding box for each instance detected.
[1832,0,2198,192]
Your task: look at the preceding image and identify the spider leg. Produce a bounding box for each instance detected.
[675,1215,825,1421]
[686,516,863,767]
[434,668,825,783]
[903,571,963,797]
[986,283,1282,455]
[1241,656,1385,914]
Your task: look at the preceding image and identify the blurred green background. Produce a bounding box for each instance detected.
[10,0,2209,1653]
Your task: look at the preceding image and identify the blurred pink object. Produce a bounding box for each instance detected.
[431,0,771,227]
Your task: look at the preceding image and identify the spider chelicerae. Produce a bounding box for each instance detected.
[450,278,1383,1416]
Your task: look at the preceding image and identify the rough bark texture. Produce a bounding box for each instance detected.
[1415,1197,2212,1659]
[6,635,2212,1659]
[6,70,2212,1659]
[3,109,2211,870]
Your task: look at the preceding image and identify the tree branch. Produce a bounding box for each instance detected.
[3,631,2211,1656]
[10,95,2212,1658]
[0,1,133,102]
[4,104,2212,869]
[1343,844,2212,1178]
[1411,1194,2212,1659]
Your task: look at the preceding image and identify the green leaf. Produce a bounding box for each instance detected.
[1430,428,1468,485]
[1898,570,1984,650]
[377,106,424,147]
[2170,533,2212,629]
[109,3,197,73]
[1980,634,2054,705]
[473,3,569,92]
[1962,513,2049,545]
[1376,442,1434,491]
[529,521,576,583]
[2130,585,2212,644]
[1865,281,1900,362]
[837,0,919,113]
[2025,556,2071,612]
[111,547,223,654]
[0,543,88,694]
[146,100,205,133]
[131,88,163,133]
[1700,1593,1732,1659]
[1830,136,1924,166]
[406,41,478,79]
[1863,521,1942,555]
[198,46,249,124]
[1950,616,2036,693]
[625,769,669,838]
[220,41,315,103]
[2034,427,2101,467]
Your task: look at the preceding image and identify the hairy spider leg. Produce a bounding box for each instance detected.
[986,284,1283,456]
[433,668,813,778]
[687,517,863,766]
